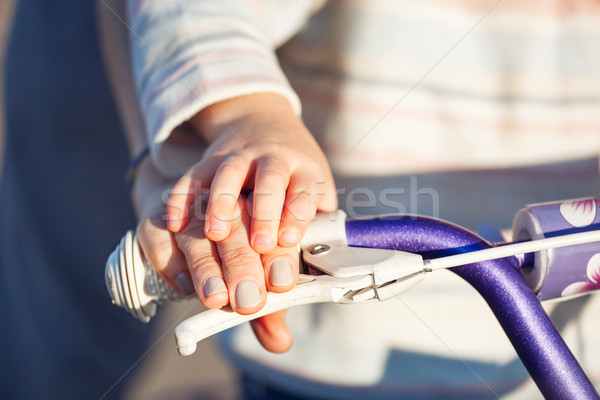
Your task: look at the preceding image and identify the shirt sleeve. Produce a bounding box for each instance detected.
[127,0,322,177]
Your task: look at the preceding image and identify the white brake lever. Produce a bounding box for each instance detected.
[174,274,369,356]
[174,229,600,355]
[174,269,427,355]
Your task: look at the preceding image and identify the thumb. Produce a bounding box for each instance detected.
[250,310,292,353]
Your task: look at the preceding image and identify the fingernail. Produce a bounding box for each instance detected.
[235,280,261,308]
[280,229,300,244]
[208,220,227,233]
[270,258,294,287]
[204,275,227,297]
[253,233,272,247]
[175,272,195,295]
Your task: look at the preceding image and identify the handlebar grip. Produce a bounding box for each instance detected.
[513,197,600,301]
[105,231,188,322]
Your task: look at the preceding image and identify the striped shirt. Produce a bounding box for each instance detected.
[129,0,600,177]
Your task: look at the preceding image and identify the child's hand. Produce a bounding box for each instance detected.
[166,93,337,253]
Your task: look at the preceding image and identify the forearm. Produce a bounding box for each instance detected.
[126,0,315,177]
[188,93,307,144]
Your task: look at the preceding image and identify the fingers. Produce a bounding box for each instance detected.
[249,157,338,251]
[277,167,338,247]
[204,155,251,242]
[175,195,269,313]
[277,171,317,247]
[250,311,292,353]
[136,214,193,295]
[174,204,230,309]
[174,194,299,313]
[250,157,289,253]
[166,158,218,233]
[216,197,268,314]
[150,191,298,353]
[140,209,295,353]
[168,147,337,253]
[261,245,300,293]
[253,246,299,353]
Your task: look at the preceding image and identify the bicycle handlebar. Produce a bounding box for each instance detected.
[346,215,599,400]
[106,198,600,399]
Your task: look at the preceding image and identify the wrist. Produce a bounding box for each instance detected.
[125,146,150,192]
[189,93,302,143]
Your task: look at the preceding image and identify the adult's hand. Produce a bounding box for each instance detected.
[134,157,298,352]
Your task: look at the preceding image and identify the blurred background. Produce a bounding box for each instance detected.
[4,2,598,399]
[0,1,239,399]
[0,0,13,162]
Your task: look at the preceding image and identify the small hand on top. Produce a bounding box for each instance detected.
[136,93,337,352]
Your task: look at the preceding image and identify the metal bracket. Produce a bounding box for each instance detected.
[300,211,426,285]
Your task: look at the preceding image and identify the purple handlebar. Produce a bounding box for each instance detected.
[346,215,599,400]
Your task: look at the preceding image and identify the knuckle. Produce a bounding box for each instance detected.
[252,201,281,222]
[188,253,217,271]
[286,190,314,209]
[178,217,205,238]
[265,173,287,190]
[138,237,178,274]
[137,223,168,251]
[260,157,288,179]
[218,155,247,174]
[255,188,284,208]
[252,211,279,224]
[295,160,320,175]
[210,192,237,212]
[148,240,175,265]
[287,188,311,203]
[260,142,285,156]
[220,246,255,271]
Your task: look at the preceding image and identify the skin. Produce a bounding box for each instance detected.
[98,0,318,354]
[135,93,337,352]
[166,93,337,250]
